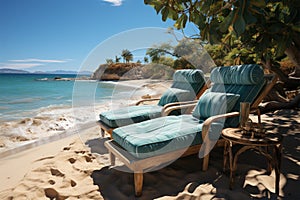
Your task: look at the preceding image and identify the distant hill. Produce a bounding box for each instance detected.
[0,68,30,74]
[0,68,93,75]
[34,70,93,75]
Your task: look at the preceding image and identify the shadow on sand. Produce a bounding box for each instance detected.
[89,109,300,199]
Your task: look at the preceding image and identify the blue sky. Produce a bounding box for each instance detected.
[0,0,198,72]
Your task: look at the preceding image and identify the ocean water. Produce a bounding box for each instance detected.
[0,73,136,122]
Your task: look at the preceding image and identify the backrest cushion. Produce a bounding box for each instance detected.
[209,64,265,111]
[210,64,264,85]
[208,64,265,127]
[192,91,240,120]
[158,69,205,106]
[157,88,191,106]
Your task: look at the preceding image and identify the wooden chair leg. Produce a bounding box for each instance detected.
[223,141,228,172]
[202,154,210,171]
[275,144,282,196]
[134,172,143,197]
[109,152,115,166]
[101,128,105,137]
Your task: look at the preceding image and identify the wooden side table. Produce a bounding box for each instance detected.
[222,128,283,196]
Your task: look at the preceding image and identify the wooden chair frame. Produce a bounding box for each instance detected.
[104,74,277,196]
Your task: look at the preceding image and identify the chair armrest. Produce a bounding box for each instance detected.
[135,98,160,105]
[201,111,240,140]
[201,107,262,140]
[163,100,199,109]
[162,102,198,116]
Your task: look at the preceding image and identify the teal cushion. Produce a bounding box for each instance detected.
[173,69,205,83]
[210,64,264,85]
[99,69,206,129]
[100,105,162,128]
[112,115,225,159]
[171,69,206,95]
[192,92,240,120]
[112,115,203,159]
[158,88,192,106]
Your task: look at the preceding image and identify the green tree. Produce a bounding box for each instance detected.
[146,38,214,71]
[121,49,133,63]
[146,43,176,62]
[145,0,300,109]
[106,58,114,64]
[143,56,149,63]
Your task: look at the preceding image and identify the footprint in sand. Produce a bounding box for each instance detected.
[68,158,76,164]
[75,150,87,154]
[50,168,65,177]
[63,146,71,151]
[70,179,76,187]
[48,180,55,185]
[84,155,93,162]
[44,188,67,200]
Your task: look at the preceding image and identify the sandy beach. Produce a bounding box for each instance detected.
[0,80,299,199]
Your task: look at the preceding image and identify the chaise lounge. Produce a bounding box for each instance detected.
[98,69,208,138]
[104,64,277,196]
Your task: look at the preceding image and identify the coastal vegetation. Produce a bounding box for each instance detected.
[92,38,214,80]
[144,0,300,112]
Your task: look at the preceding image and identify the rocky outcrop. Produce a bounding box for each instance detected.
[91,63,144,80]
[91,63,175,81]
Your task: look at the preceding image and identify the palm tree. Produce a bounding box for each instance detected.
[143,56,149,63]
[115,56,121,63]
[121,49,133,63]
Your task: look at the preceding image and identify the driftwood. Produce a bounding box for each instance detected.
[260,59,300,113]
[260,93,300,114]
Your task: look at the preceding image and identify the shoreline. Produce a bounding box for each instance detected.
[0,79,171,154]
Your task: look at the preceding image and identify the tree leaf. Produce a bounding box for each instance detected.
[161,7,170,21]
[292,24,300,33]
[233,15,246,36]
[168,8,178,20]
[201,0,213,13]
[174,14,188,29]
[220,11,235,33]
[144,0,165,14]
[250,0,266,8]
[275,37,288,58]
[209,29,220,45]
[243,8,257,25]
[190,12,206,29]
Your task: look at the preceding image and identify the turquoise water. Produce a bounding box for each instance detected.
[0,74,130,121]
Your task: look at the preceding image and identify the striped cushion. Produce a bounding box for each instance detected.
[158,88,191,106]
[209,64,265,127]
[210,64,264,85]
[170,69,205,96]
[100,105,162,128]
[112,115,203,159]
[173,69,205,83]
[112,115,224,159]
[192,92,240,120]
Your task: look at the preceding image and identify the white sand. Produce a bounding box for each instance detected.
[0,80,299,199]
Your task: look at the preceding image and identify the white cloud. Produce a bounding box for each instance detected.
[9,58,68,63]
[0,63,44,69]
[103,0,123,6]
[0,58,72,70]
